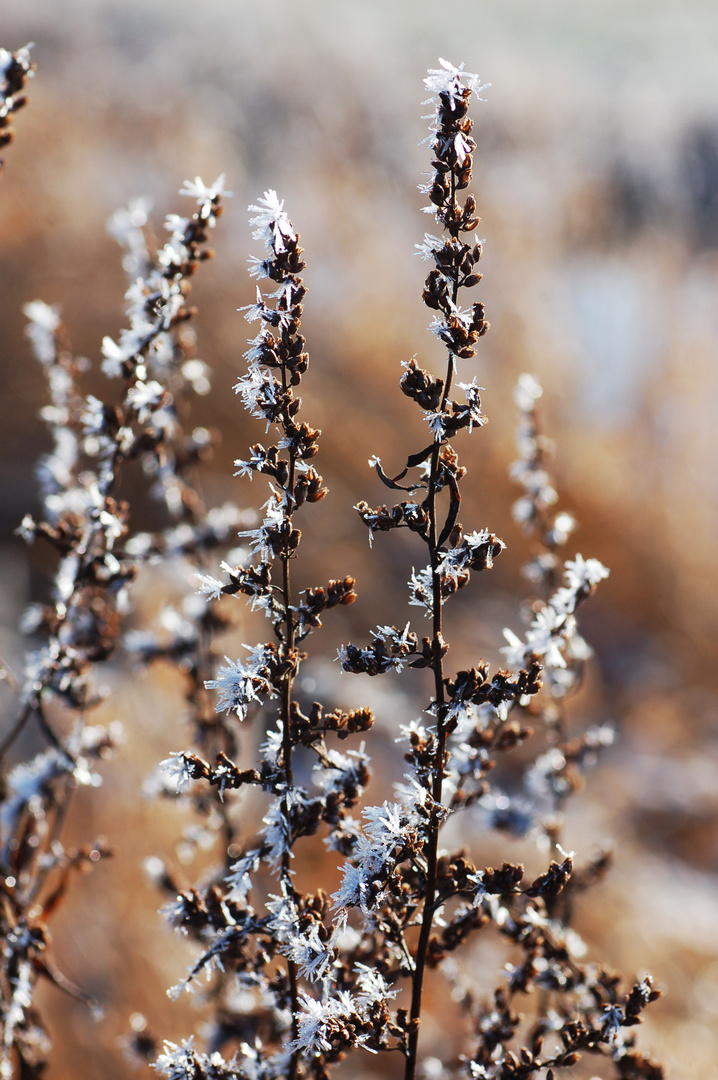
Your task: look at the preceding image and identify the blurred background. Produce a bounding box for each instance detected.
[1,1,718,1076]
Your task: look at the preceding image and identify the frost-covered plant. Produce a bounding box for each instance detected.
[147,60,665,1080]
[0,43,33,168]
[0,46,665,1080]
[0,164,231,1077]
[143,188,371,1080]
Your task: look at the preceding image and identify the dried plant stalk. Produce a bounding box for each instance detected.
[149,60,664,1080]
[0,46,665,1080]
[0,166,230,1078]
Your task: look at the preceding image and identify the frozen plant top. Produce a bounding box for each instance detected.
[0,43,34,90]
[179,174,232,221]
[248,189,296,255]
[179,174,231,202]
[423,57,489,111]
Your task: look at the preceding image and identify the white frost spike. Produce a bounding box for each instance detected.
[225,850,261,904]
[179,174,231,203]
[101,335,128,378]
[514,372,543,411]
[292,990,362,1054]
[248,189,296,254]
[266,891,336,981]
[153,1038,201,1079]
[205,647,275,721]
[501,555,608,673]
[126,379,165,422]
[415,233,446,260]
[159,752,194,794]
[424,58,490,108]
[355,963,398,1002]
[23,301,61,366]
[408,566,434,613]
[196,573,225,601]
[564,554,609,591]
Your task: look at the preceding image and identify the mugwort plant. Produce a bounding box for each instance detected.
[0,49,664,1080]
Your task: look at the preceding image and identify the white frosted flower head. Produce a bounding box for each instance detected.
[234,360,281,429]
[415,233,446,260]
[205,647,274,720]
[354,963,398,1007]
[195,573,225,601]
[394,773,431,813]
[23,299,60,332]
[107,194,153,242]
[159,752,195,794]
[23,301,61,366]
[601,1004,625,1045]
[261,796,293,870]
[81,395,106,435]
[153,1037,197,1079]
[501,627,526,670]
[395,719,429,744]
[248,189,296,254]
[457,379,487,429]
[408,566,434,613]
[514,372,543,412]
[424,58,490,110]
[564,554,609,591]
[362,800,407,850]
[126,379,165,422]
[423,409,446,440]
[267,891,335,981]
[453,129,474,166]
[1,44,34,87]
[101,335,129,378]
[292,990,361,1054]
[179,174,231,205]
[549,511,576,546]
[225,850,261,904]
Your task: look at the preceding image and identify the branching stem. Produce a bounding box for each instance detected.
[405,167,463,1080]
[280,362,300,1080]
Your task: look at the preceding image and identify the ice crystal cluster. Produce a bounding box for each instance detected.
[0,51,664,1080]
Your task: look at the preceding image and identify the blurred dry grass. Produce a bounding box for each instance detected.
[2,2,718,1076]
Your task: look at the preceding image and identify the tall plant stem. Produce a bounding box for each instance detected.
[280,364,300,1080]
[403,420,450,1080]
[405,172,462,1078]
[405,384,457,1079]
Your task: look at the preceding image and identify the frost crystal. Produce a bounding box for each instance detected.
[502,554,608,677]
[205,647,275,720]
[423,58,490,109]
[248,189,296,253]
[179,173,231,213]
[196,572,225,601]
[23,301,61,365]
[160,752,195,794]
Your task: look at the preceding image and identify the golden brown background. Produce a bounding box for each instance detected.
[1,1,718,1076]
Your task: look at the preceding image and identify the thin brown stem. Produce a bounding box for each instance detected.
[405,169,462,1080]
[404,449,449,1080]
[279,361,300,1079]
